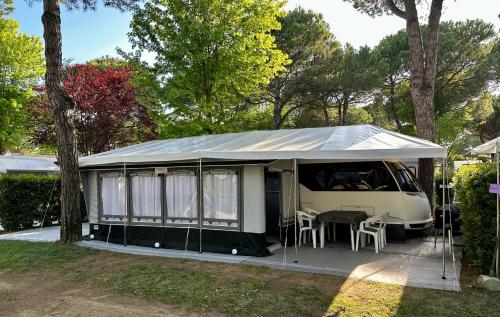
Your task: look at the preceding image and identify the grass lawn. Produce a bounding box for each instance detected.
[0,240,498,316]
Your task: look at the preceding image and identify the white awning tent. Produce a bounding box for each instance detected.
[0,155,59,174]
[80,124,452,279]
[470,137,500,156]
[80,125,446,167]
[470,137,499,278]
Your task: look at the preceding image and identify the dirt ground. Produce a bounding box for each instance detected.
[0,271,208,317]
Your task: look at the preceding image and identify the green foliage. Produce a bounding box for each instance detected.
[289,42,379,128]
[478,95,499,142]
[369,19,498,146]
[491,39,500,80]
[342,0,409,17]
[265,7,338,128]
[126,0,288,136]
[0,14,45,153]
[0,0,13,16]
[0,174,86,232]
[0,174,61,231]
[453,163,497,273]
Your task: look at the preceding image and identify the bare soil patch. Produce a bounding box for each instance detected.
[0,271,209,317]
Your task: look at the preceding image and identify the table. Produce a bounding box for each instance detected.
[314,210,368,250]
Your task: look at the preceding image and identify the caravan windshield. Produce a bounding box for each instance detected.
[299,161,399,191]
[386,161,423,193]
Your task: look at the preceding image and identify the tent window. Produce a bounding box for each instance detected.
[131,173,162,222]
[100,174,126,217]
[203,170,238,221]
[165,171,198,220]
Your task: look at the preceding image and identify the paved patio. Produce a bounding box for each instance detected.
[0,224,89,242]
[246,236,462,291]
[0,225,461,291]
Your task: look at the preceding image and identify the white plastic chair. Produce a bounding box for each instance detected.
[296,210,317,248]
[356,215,386,253]
[304,208,331,240]
[365,213,389,249]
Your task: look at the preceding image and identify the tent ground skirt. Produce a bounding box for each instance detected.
[89,223,269,257]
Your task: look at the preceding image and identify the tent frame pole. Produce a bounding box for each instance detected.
[199,158,203,254]
[442,156,446,279]
[294,159,298,256]
[496,152,499,277]
[123,162,127,247]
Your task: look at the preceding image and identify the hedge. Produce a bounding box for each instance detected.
[0,174,87,232]
[453,163,497,273]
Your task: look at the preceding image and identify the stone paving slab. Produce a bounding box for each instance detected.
[0,224,89,242]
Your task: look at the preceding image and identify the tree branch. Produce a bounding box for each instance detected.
[385,0,406,19]
[423,0,444,86]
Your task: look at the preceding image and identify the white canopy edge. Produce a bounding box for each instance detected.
[0,155,59,173]
[470,137,500,155]
[80,125,446,167]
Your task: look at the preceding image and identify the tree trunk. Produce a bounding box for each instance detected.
[322,105,330,126]
[340,95,349,126]
[412,88,435,201]
[337,100,342,126]
[0,141,5,155]
[42,0,81,243]
[271,93,282,130]
[397,0,443,204]
[388,77,403,132]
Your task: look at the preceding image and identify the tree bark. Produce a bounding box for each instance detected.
[387,77,403,132]
[42,0,81,243]
[387,0,444,203]
[322,105,330,126]
[338,95,349,126]
[271,91,283,130]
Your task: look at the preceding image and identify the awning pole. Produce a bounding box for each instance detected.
[294,158,298,256]
[496,152,499,277]
[199,158,203,254]
[442,156,446,279]
[123,162,127,247]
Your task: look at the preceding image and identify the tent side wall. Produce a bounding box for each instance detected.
[81,170,99,223]
[242,165,266,234]
[82,164,269,256]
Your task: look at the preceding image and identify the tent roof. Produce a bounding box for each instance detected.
[0,156,60,173]
[470,137,500,155]
[79,125,446,167]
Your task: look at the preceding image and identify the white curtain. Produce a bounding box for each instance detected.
[165,171,197,219]
[101,175,125,216]
[203,170,237,220]
[131,174,161,218]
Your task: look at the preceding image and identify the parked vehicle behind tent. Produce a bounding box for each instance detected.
[299,160,432,231]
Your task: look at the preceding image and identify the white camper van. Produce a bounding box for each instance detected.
[298,160,433,230]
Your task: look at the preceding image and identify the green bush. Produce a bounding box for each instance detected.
[453,163,497,273]
[0,174,61,231]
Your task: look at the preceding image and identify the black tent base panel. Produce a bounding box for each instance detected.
[89,223,270,257]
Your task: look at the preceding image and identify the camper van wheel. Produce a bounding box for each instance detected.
[386,224,406,242]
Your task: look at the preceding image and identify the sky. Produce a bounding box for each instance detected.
[11,0,500,63]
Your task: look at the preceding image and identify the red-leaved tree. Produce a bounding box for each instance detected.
[30,63,156,155]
